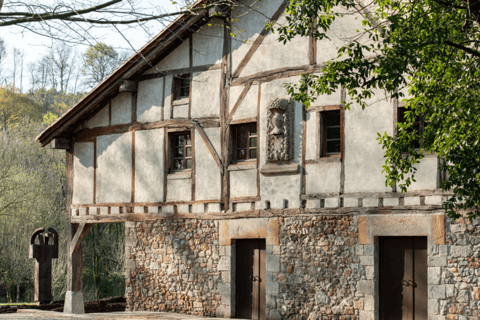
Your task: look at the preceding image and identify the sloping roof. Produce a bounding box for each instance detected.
[36,0,215,146]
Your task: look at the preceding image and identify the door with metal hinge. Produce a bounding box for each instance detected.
[380,237,427,320]
[236,239,266,320]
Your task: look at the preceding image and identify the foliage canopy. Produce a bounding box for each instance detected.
[280,0,480,220]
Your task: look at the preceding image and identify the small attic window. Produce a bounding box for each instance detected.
[174,74,191,100]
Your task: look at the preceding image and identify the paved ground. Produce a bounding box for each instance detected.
[0,309,242,320]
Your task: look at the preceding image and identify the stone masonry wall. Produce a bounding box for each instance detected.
[124,213,480,320]
[124,219,222,315]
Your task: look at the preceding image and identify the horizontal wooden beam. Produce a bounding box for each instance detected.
[51,138,72,150]
[75,118,220,142]
[136,63,222,82]
[70,206,444,224]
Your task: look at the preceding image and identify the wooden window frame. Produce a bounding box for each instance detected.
[230,122,258,164]
[168,130,193,173]
[173,74,191,101]
[320,110,343,158]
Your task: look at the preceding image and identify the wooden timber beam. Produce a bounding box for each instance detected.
[193,121,224,174]
[69,221,92,254]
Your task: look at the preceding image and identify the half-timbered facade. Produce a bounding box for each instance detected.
[37,0,480,319]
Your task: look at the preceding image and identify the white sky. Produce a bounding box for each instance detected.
[0,0,179,90]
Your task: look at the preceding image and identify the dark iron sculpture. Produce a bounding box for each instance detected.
[29,227,58,305]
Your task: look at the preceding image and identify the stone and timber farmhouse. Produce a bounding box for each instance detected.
[36,0,480,319]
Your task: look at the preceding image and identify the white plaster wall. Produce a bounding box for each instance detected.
[111,92,132,125]
[305,162,341,194]
[231,0,285,73]
[172,103,189,118]
[259,78,303,208]
[153,41,189,72]
[72,142,94,204]
[305,111,317,160]
[134,129,164,203]
[195,128,221,200]
[190,70,222,118]
[316,7,369,65]
[164,76,173,119]
[166,178,191,201]
[229,84,259,120]
[137,77,164,123]
[86,105,109,128]
[344,90,393,193]
[310,88,342,107]
[230,169,257,198]
[405,157,438,191]
[193,18,224,66]
[96,133,132,203]
[238,12,309,78]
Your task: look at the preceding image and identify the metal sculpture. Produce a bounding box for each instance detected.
[29,227,58,305]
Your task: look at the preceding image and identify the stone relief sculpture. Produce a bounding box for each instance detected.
[266,98,294,162]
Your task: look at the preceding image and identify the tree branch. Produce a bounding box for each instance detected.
[445,40,480,57]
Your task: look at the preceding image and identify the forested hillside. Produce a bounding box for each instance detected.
[0,38,128,303]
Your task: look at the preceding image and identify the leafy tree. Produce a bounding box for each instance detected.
[280,0,480,220]
[0,85,42,129]
[82,43,122,89]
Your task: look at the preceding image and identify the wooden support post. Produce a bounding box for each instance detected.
[65,221,92,314]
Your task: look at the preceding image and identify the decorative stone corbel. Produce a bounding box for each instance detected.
[266,97,294,162]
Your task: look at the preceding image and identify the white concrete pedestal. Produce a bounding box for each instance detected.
[64,291,84,314]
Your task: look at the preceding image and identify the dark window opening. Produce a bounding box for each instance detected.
[231,122,257,163]
[322,111,341,156]
[170,132,192,172]
[174,74,191,100]
[397,107,422,149]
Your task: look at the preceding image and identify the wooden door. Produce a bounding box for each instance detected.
[380,237,427,320]
[236,239,266,320]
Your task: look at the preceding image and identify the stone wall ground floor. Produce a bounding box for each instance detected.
[124,211,480,320]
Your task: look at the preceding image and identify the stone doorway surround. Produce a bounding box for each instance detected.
[356,213,446,320]
[216,218,281,319]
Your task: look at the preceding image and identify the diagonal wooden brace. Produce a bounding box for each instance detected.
[70,221,92,255]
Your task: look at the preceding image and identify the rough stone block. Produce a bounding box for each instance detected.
[405,197,421,206]
[266,255,281,272]
[457,290,470,303]
[218,257,231,271]
[125,259,136,269]
[343,198,358,207]
[450,224,467,233]
[446,284,455,297]
[325,197,340,208]
[363,198,379,207]
[428,256,447,267]
[383,198,399,206]
[356,245,364,256]
[305,199,320,208]
[221,294,231,306]
[267,309,282,320]
[222,271,230,283]
[364,294,374,311]
[428,316,446,320]
[125,237,137,248]
[428,267,441,285]
[266,281,279,294]
[428,299,439,315]
[428,285,446,299]
[450,245,472,258]
[266,294,276,309]
[359,310,374,320]
[273,246,280,255]
[365,266,374,280]
[125,221,135,228]
[364,245,375,256]
[360,256,374,266]
[218,283,231,295]
[64,291,84,314]
[357,280,374,294]
[425,195,443,205]
[225,245,233,257]
[208,203,222,213]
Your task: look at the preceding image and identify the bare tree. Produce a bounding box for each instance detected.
[48,43,76,93]
[0,38,6,84]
